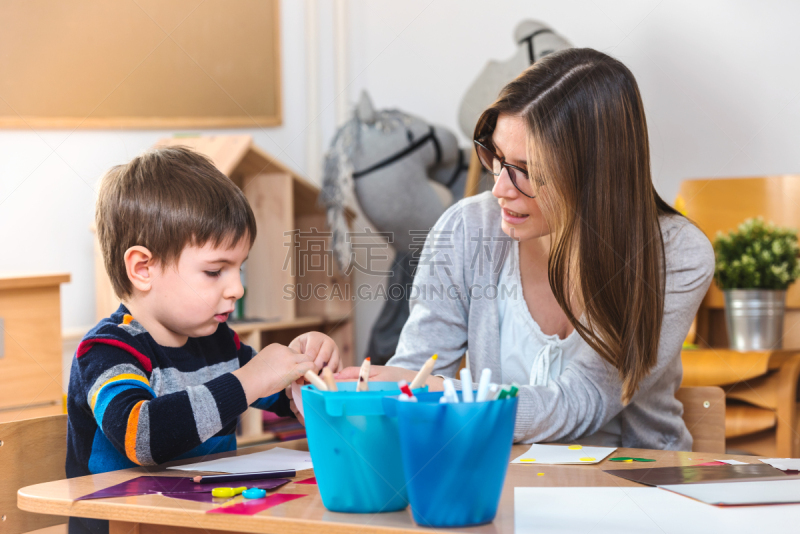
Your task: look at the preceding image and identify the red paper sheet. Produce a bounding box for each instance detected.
[295,476,317,485]
[207,493,306,515]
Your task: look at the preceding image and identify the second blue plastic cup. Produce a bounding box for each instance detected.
[384,391,518,527]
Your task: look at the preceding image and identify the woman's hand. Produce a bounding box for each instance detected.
[335,365,445,391]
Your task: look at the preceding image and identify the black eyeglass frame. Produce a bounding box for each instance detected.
[473,139,536,198]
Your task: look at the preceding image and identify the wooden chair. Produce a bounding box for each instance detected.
[0,415,67,534]
[676,175,800,348]
[677,176,800,457]
[676,386,726,453]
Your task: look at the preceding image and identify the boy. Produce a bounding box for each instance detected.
[67,146,339,533]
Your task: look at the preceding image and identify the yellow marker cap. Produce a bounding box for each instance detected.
[579,457,596,462]
[568,445,582,450]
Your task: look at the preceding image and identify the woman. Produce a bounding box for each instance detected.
[336,48,714,449]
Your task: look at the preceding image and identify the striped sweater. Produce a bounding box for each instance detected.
[66,305,290,478]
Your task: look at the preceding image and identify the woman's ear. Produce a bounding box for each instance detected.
[124,246,155,293]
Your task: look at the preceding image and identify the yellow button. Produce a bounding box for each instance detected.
[568,445,582,450]
[579,457,596,462]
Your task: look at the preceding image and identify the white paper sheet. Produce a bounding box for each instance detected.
[515,487,800,534]
[661,479,800,506]
[167,447,313,473]
[761,458,800,471]
[510,443,616,465]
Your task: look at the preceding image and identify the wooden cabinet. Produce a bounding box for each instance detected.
[0,273,70,423]
[94,135,355,445]
[682,349,800,456]
[676,176,800,456]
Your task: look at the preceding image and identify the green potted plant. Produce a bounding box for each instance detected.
[714,217,800,350]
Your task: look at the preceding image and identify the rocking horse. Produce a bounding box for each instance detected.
[321,91,469,363]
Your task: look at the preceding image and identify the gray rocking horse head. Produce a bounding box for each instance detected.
[321,91,469,270]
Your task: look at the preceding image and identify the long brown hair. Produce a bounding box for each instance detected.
[475,48,680,404]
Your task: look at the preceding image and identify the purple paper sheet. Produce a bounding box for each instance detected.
[77,476,290,501]
[162,492,231,503]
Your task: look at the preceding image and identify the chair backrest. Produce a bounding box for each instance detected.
[675,386,726,453]
[677,175,800,310]
[677,175,800,348]
[0,414,67,533]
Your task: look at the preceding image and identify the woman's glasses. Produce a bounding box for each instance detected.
[473,140,536,198]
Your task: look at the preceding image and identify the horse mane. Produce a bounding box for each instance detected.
[320,108,413,270]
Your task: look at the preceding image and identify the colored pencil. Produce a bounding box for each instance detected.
[409,353,438,389]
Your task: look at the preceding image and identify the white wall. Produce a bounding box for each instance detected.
[4,1,800,368]
[0,1,316,334]
[343,0,800,361]
[346,0,800,198]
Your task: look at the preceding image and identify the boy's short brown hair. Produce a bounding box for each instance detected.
[96,146,257,299]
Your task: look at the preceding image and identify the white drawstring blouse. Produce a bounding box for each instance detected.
[497,239,622,444]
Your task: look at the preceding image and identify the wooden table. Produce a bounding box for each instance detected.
[18,440,766,534]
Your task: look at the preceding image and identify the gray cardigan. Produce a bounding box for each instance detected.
[389,192,714,450]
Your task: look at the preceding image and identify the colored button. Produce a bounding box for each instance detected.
[212,487,245,498]
[242,488,267,499]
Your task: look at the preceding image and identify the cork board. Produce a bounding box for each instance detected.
[0,0,281,129]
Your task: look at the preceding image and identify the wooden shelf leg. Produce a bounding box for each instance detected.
[109,521,140,534]
[775,355,800,457]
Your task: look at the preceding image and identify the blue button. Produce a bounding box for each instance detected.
[242,488,267,500]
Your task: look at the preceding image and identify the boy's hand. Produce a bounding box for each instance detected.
[232,343,316,405]
[289,332,341,373]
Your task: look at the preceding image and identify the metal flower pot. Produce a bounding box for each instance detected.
[723,289,786,351]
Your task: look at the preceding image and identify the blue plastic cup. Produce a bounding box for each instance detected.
[383,391,518,527]
[302,381,427,513]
